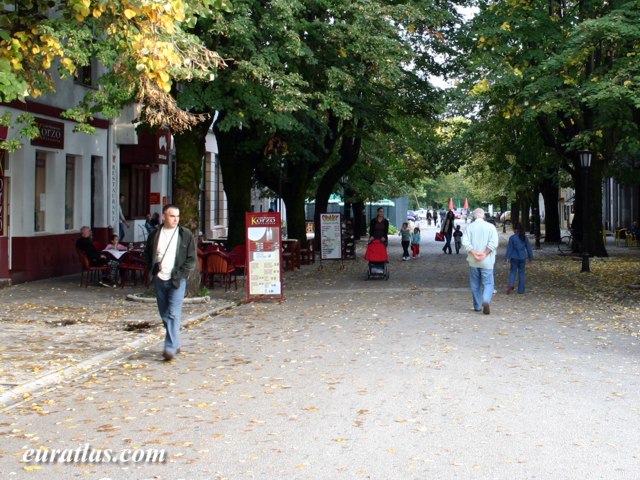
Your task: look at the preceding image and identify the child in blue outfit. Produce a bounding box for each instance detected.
[504,222,534,294]
[411,227,421,258]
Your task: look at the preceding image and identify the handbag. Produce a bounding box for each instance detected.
[435,231,445,242]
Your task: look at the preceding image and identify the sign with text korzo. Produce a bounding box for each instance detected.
[245,212,283,302]
[31,118,64,149]
[320,213,342,260]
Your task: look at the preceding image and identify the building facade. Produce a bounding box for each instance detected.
[0,75,223,284]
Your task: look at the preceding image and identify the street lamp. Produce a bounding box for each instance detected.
[579,150,592,273]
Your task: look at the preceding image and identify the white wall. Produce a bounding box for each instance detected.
[0,103,109,236]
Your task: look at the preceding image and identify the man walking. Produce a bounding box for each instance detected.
[462,208,499,314]
[144,204,196,361]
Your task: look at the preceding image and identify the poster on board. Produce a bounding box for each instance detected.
[245,212,283,302]
[320,213,342,260]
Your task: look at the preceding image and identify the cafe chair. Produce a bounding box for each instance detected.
[76,247,109,287]
[118,249,147,288]
[197,248,212,287]
[206,250,237,291]
[615,228,627,247]
[282,239,300,271]
[228,245,246,277]
[138,224,148,242]
[300,238,315,265]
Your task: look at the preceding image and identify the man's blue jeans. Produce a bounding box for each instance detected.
[153,277,187,355]
[509,259,527,293]
[469,267,494,311]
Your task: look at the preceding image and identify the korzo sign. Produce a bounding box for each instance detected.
[31,118,64,149]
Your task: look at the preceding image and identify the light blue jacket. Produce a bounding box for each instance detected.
[462,218,499,269]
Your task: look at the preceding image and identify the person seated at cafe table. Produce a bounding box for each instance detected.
[145,212,160,233]
[76,226,117,287]
[104,234,128,253]
[102,234,131,280]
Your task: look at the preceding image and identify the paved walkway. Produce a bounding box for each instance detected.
[0,222,639,479]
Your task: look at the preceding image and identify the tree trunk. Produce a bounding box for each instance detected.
[215,127,257,250]
[540,177,561,243]
[313,119,363,249]
[281,181,308,243]
[173,118,211,296]
[574,158,608,257]
[511,195,521,226]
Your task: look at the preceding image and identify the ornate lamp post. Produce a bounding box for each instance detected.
[579,150,592,273]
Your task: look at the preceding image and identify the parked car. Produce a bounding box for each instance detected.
[454,208,467,219]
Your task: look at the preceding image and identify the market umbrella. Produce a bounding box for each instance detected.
[463,197,469,210]
[448,197,454,211]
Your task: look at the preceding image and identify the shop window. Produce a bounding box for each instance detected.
[75,58,98,87]
[120,164,150,218]
[35,152,46,232]
[65,155,77,230]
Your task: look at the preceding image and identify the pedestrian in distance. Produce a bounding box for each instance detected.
[441,210,455,254]
[504,222,534,294]
[462,208,499,315]
[453,225,463,254]
[400,222,411,260]
[118,194,129,241]
[144,204,196,361]
[411,226,421,258]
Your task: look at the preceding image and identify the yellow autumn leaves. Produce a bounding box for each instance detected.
[1,0,221,114]
[81,0,192,93]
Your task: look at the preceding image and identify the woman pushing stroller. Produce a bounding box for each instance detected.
[366,207,390,280]
[369,207,389,244]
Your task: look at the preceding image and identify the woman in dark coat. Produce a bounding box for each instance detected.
[369,207,389,244]
[441,210,456,254]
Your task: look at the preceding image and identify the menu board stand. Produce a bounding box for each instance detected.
[319,213,344,270]
[245,212,284,302]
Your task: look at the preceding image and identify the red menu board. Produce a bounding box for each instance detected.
[245,212,283,302]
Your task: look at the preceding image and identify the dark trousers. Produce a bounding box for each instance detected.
[401,240,410,258]
[442,232,452,254]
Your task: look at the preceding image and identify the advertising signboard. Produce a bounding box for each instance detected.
[320,213,342,260]
[245,212,283,302]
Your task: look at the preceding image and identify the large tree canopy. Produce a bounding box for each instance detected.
[450,0,640,254]
[175,0,469,245]
[0,0,229,143]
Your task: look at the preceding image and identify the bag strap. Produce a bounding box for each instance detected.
[157,226,179,264]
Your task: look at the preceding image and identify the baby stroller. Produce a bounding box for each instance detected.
[364,239,389,280]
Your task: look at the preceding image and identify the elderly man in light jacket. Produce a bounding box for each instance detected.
[462,208,499,315]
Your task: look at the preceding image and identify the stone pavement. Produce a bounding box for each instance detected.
[0,222,639,479]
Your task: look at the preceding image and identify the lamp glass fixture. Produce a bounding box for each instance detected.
[579,150,592,168]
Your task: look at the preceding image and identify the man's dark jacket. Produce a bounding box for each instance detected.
[144,225,196,288]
